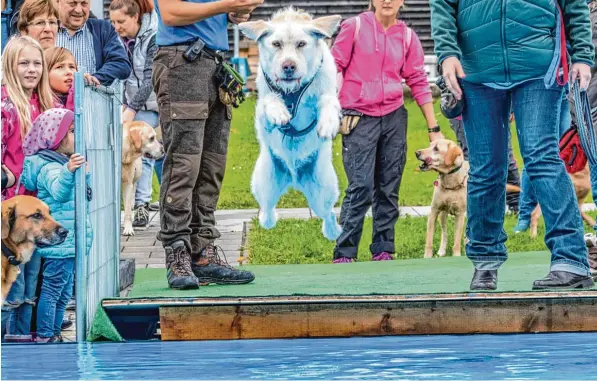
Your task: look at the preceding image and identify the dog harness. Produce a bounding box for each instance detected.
[262,59,323,138]
[2,242,21,266]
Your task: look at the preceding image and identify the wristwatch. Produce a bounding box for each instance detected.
[427,125,441,133]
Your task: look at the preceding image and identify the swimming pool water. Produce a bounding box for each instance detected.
[2,333,596,380]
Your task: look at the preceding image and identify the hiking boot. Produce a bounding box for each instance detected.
[332,257,356,263]
[372,252,394,261]
[132,203,150,228]
[470,269,498,291]
[589,247,597,280]
[165,241,200,290]
[585,233,597,248]
[532,271,594,290]
[61,318,73,330]
[191,245,255,285]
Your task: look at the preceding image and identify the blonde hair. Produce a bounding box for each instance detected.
[2,36,54,140]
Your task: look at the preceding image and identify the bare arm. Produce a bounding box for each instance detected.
[157,0,262,27]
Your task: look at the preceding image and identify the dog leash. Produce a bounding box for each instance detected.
[572,81,597,167]
[1,242,22,266]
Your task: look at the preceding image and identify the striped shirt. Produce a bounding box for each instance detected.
[56,23,96,75]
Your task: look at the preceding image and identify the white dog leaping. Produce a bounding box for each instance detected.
[239,7,343,240]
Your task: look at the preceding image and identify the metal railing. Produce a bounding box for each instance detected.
[74,72,122,342]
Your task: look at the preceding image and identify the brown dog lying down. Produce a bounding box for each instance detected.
[1,196,67,302]
[416,139,469,258]
[121,121,164,236]
[518,163,595,239]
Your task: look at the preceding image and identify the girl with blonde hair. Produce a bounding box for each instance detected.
[1,35,54,200]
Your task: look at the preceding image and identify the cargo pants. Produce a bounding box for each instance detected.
[152,46,232,256]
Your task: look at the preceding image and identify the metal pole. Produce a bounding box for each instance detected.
[74,72,88,342]
[113,82,122,296]
[233,24,240,59]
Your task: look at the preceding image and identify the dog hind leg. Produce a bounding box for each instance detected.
[251,150,290,229]
[453,212,465,257]
[298,145,342,240]
[424,208,439,258]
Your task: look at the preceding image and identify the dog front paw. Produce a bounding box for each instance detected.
[316,109,340,140]
[265,102,291,126]
[122,222,135,236]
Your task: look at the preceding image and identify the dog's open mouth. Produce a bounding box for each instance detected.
[277,76,302,85]
[418,157,433,171]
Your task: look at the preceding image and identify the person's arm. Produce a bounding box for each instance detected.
[157,0,262,27]
[127,35,157,112]
[38,162,76,203]
[562,0,595,66]
[330,17,358,74]
[92,23,132,85]
[430,0,461,64]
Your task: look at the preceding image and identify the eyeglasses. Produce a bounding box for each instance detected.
[28,19,59,29]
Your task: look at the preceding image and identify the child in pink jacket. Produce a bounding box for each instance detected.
[331,1,442,263]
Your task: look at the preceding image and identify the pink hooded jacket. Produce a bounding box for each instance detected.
[332,12,432,117]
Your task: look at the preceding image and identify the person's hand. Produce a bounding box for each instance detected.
[571,63,592,90]
[229,12,251,24]
[84,73,101,87]
[2,165,15,188]
[428,131,444,142]
[67,153,86,173]
[225,0,263,14]
[122,108,136,123]
[441,57,466,100]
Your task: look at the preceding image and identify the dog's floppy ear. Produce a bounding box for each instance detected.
[238,20,272,41]
[129,127,143,151]
[308,15,342,39]
[445,144,464,167]
[2,202,16,240]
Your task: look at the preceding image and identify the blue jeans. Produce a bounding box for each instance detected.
[2,252,42,336]
[592,165,597,231]
[36,258,75,338]
[1,7,11,54]
[133,110,162,206]
[518,92,572,223]
[461,79,590,276]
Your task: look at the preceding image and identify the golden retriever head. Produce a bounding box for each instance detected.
[126,121,165,160]
[2,196,68,250]
[415,139,464,173]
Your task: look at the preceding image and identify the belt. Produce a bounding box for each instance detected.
[161,43,224,62]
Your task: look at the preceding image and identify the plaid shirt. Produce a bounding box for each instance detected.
[57,23,96,75]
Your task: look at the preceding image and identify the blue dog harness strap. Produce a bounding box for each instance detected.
[262,59,323,138]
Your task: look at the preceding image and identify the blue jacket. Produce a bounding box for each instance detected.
[21,154,93,259]
[431,0,595,84]
[87,18,132,85]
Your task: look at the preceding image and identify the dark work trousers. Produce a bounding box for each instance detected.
[449,118,521,208]
[152,47,232,256]
[334,106,408,259]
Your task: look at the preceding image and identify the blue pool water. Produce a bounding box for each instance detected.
[2,333,596,380]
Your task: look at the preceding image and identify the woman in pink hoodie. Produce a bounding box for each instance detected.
[331,0,443,263]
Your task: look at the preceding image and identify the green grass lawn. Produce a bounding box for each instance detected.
[247,212,597,265]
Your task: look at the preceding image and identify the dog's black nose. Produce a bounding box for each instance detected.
[282,60,296,76]
[57,227,69,239]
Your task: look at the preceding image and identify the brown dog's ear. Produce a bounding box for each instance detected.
[129,127,143,151]
[445,144,464,167]
[1,202,16,240]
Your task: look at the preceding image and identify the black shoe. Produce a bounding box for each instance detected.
[532,271,595,290]
[192,245,255,285]
[61,318,73,330]
[470,269,498,290]
[148,201,160,211]
[132,203,150,228]
[165,241,200,290]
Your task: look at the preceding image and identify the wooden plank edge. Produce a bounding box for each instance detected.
[103,290,597,309]
[158,297,597,341]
